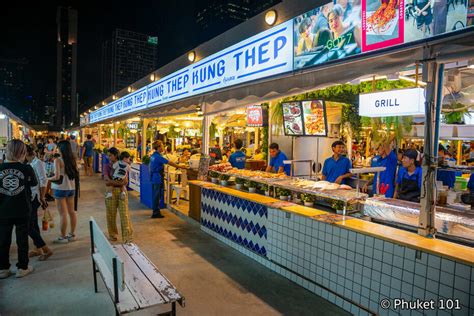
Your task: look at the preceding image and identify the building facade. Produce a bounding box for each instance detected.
[56,6,78,128]
[101,29,158,99]
[0,58,30,121]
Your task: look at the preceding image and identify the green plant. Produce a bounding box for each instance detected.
[219,174,230,181]
[235,178,245,185]
[443,102,470,124]
[302,194,314,203]
[259,183,269,191]
[209,122,217,141]
[102,147,108,154]
[276,188,290,196]
[331,200,345,211]
[209,171,219,178]
[141,155,150,165]
[246,180,257,188]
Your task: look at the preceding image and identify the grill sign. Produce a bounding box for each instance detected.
[359,88,425,117]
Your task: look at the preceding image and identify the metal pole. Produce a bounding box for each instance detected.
[419,59,442,238]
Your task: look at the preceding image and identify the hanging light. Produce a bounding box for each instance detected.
[112,95,117,100]
[127,86,132,93]
[150,73,156,81]
[188,51,196,62]
[102,101,106,106]
[265,10,277,26]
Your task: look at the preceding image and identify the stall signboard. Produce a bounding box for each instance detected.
[294,0,472,70]
[359,87,426,117]
[246,105,268,127]
[90,20,293,124]
[127,123,139,130]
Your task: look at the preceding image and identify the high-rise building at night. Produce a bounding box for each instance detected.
[55,6,78,128]
[0,58,29,120]
[101,29,158,99]
[196,0,281,39]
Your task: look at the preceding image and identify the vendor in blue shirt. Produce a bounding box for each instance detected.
[394,149,423,202]
[436,145,456,189]
[229,139,246,169]
[322,141,352,184]
[364,143,398,197]
[266,143,291,176]
[149,140,186,218]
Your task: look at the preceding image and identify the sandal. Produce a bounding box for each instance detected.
[39,250,53,261]
[29,249,42,257]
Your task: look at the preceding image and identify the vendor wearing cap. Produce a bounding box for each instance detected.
[266,143,291,176]
[229,139,246,169]
[322,141,352,184]
[394,149,423,202]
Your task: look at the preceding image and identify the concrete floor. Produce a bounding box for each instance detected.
[0,173,350,316]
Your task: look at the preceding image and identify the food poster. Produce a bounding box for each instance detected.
[362,0,405,51]
[404,0,468,42]
[293,0,362,70]
[301,100,328,136]
[283,102,304,136]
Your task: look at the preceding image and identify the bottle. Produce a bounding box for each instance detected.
[42,218,49,231]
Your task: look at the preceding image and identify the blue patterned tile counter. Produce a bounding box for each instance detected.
[194,182,474,315]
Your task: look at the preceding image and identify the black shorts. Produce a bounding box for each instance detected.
[416,10,433,28]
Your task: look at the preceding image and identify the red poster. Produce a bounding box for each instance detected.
[246,105,263,127]
[362,0,405,52]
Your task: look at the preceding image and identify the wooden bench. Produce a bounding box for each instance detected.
[89,217,185,315]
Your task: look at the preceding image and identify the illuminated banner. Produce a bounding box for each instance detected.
[359,87,426,117]
[90,20,293,123]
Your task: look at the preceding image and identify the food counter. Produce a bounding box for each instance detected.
[191,178,474,316]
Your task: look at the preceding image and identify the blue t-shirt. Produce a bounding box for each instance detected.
[270,151,291,176]
[322,155,352,184]
[373,151,398,197]
[149,151,168,184]
[468,173,474,191]
[83,141,94,157]
[397,166,423,189]
[229,150,246,169]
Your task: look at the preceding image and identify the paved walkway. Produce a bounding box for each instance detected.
[0,173,349,316]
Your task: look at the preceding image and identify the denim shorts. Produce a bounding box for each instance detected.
[53,189,75,199]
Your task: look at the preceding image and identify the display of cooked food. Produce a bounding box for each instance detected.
[208,162,233,172]
[367,0,397,33]
[283,102,304,135]
[290,179,352,191]
[303,103,326,135]
[226,168,289,180]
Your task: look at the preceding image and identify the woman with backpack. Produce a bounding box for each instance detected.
[48,140,79,244]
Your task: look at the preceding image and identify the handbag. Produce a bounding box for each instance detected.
[50,175,64,184]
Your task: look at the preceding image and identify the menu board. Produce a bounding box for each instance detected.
[283,101,328,136]
[283,102,304,136]
[301,100,328,136]
[293,0,472,70]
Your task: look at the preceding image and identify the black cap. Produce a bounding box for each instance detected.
[403,149,418,161]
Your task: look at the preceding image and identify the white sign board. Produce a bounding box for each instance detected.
[90,20,293,123]
[359,87,426,117]
[128,163,140,193]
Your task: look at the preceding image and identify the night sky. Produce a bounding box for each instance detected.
[0,1,205,111]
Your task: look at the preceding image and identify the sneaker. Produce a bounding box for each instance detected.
[0,269,13,279]
[53,236,69,244]
[16,266,34,278]
[66,233,77,242]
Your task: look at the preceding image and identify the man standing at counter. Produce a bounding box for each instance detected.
[394,149,423,202]
[266,143,291,176]
[149,140,187,218]
[229,139,246,169]
[369,142,398,197]
[322,141,352,184]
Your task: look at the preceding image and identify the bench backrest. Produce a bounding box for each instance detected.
[90,217,125,291]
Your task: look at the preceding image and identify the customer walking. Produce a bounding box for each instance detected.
[82,135,95,176]
[49,140,79,243]
[104,147,133,243]
[0,140,37,278]
[25,146,53,260]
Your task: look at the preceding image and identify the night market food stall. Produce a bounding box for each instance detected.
[0,105,35,160]
[79,1,474,314]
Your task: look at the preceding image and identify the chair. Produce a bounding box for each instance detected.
[171,171,189,205]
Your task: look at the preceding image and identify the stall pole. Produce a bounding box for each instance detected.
[202,109,211,155]
[141,118,149,158]
[113,123,118,147]
[457,140,462,165]
[97,125,102,147]
[419,60,443,238]
[255,128,260,149]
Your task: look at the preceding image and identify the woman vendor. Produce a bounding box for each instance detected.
[394,149,423,202]
[149,140,187,218]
